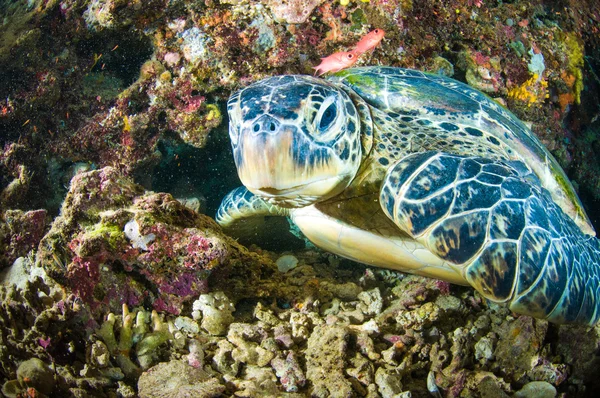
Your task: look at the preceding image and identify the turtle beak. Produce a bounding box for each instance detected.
[233,120,351,207]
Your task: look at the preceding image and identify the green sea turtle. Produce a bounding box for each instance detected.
[216,67,600,325]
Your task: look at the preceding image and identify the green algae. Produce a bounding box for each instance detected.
[85,222,126,251]
[350,9,367,31]
[552,165,590,229]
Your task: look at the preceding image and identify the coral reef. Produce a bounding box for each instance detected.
[0,0,598,213]
[0,0,599,395]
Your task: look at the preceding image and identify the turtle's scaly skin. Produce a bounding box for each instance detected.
[218,67,600,325]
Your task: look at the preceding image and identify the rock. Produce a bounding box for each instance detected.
[193,291,235,336]
[0,209,47,268]
[266,0,326,24]
[138,360,225,398]
[1,380,22,398]
[0,257,52,291]
[462,372,510,398]
[306,324,353,397]
[17,358,55,395]
[173,316,200,334]
[375,367,404,397]
[514,381,556,398]
[474,336,495,363]
[276,254,299,273]
[227,323,274,366]
[35,167,238,315]
[358,288,383,316]
[272,351,306,392]
[555,324,600,393]
[493,317,547,381]
[323,281,363,301]
[476,375,510,398]
[435,294,463,313]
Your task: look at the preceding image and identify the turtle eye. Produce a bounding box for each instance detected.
[319,103,337,131]
[315,97,337,134]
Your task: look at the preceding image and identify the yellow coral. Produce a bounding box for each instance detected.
[122,115,131,132]
[205,103,221,122]
[508,73,548,106]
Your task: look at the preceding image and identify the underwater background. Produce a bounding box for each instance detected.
[0,0,600,396]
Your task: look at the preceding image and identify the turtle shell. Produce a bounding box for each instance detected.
[328,67,593,236]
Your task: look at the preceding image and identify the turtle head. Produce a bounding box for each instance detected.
[227,75,368,208]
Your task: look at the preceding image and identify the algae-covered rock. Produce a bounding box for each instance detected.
[36,167,278,315]
[17,357,55,394]
[493,316,547,382]
[514,381,557,398]
[555,324,600,393]
[0,209,47,268]
[306,324,353,397]
[472,373,511,398]
[2,357,56,398]
[137,360,225,398]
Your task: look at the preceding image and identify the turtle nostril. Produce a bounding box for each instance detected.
[252,115,279,133]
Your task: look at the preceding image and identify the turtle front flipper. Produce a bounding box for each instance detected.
[380,151,600,325]
[216,187,290,237]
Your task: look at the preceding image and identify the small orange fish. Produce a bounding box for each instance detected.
[353,29,385,54]
[313,50,359,76]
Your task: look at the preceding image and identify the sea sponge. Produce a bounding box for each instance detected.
[124,219,155,251]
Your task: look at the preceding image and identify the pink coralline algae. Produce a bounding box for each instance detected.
[134,225,226,313]
[0,209,47,267]
[36,167,233,315]
[185,234,222,268]
[66,257,100,305]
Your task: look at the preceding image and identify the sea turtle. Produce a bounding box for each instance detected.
[216,67,600,325]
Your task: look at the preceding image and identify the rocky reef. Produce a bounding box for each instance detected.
[1,0,599,215]
[1,0,600,396]
[3,244,600,396]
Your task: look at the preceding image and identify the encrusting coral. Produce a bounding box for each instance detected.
[95,305,172,375]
